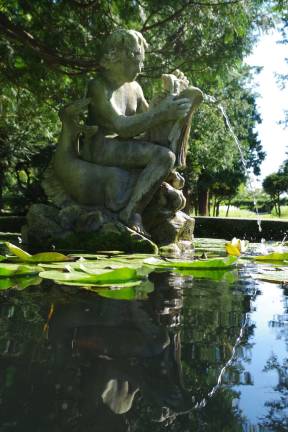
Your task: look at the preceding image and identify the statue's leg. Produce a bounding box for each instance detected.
[85,138,176,230]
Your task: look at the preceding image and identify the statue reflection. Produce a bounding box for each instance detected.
[48,272,192,431]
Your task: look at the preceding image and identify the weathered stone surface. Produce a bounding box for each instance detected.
[24,29,203,252]
[148,211,195,246]
[22,203,157,253]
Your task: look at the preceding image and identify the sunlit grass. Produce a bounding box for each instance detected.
[217,205,288,220]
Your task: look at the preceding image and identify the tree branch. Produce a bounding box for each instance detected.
[141,0,243,32]
[0,12,100,72]
[69,0,100,9]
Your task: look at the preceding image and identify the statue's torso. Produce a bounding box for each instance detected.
[87,79,140,135]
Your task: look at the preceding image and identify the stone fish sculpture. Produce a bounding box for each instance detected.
[23,29,203,252]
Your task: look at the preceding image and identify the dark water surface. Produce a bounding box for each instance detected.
[0,262,287,432]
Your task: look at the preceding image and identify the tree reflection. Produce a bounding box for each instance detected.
[0,270,257,432]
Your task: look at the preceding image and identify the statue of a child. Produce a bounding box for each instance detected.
[79,29,197,234]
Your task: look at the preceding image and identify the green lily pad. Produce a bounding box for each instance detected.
[0,255,6,262]
[175,268,238,283]
[0,263,42,277]
[254,270,288,284]
[39,267,143,285]
[69,253,109,259]
[93,280,154,300]
[77,279,143,289]
[4,242,32,261]
[0,278,15,290]
[4,242,71,263]
[254,252,288,262]
[115,253,156,260]
[0,275,42,291]
[143,256,237,269]
[76,260,152,276]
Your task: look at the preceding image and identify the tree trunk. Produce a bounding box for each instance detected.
[198,188,209,216]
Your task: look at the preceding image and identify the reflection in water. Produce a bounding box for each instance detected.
[261,290,288,431]
[0,266,286,431]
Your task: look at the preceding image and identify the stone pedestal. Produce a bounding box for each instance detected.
[22,203,158,253]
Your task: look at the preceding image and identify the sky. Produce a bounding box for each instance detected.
[245,30,287,183]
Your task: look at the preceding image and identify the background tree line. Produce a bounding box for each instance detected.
[0,0,287,215]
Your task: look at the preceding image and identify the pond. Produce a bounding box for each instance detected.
[0,239,287,432]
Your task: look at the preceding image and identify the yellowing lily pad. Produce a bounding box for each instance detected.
[254,252,288,262]
[143,256,237,269]
[5,242,71,263]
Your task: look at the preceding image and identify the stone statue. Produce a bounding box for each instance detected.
[23,29,203,252]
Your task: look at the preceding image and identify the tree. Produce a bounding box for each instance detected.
[262,170,288,216]
[183,68,265,215]
[0,0,281,213]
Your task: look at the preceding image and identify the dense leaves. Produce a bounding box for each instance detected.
[0,0,284,213]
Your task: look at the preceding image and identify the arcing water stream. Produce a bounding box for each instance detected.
[204,94,262,232]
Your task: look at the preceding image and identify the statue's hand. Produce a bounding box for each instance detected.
[174,69,190,91]
[155,95,191,121]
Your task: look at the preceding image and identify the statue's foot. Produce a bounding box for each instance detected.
[119,211,151,239]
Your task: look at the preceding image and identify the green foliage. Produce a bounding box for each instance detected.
[144,255,238,269]
[263,164,288,216]
[0,0,283,213]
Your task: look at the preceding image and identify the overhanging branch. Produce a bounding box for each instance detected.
[141,0,243,32]
[0,12,100,72]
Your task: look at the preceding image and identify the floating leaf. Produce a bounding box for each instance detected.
[0,276,42,291]
[254,270,288,284]
[84,280,154,298]
[69,253,109,259]
[4,242,71,263]
[63,280,143,288]
[143,256,237,269]
[115,254,156,260]
[254,252,288,262]
[4,242,32,261]
[175,268,238,283]
[29,252,72,263]
[0,255,6,262]
[39,267,143,286]
[0,263,42,277]
[0,278,15,290]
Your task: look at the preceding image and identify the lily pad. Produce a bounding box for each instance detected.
[143,256,237,269]
[115,253,156,260]
[62,280,143,288]
[0,278,15,290]
[254,252,288,262]
[254,270,288,284]
[4,242,71,263]
[39,267,143,286]
[175,268,238,283]
[0,263,42,277]
[0,275,42,291]
[93,280,154,300]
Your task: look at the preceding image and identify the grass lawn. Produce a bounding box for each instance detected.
[217,205,288,220]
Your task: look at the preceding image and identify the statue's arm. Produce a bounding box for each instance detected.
[88,80,192,139]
